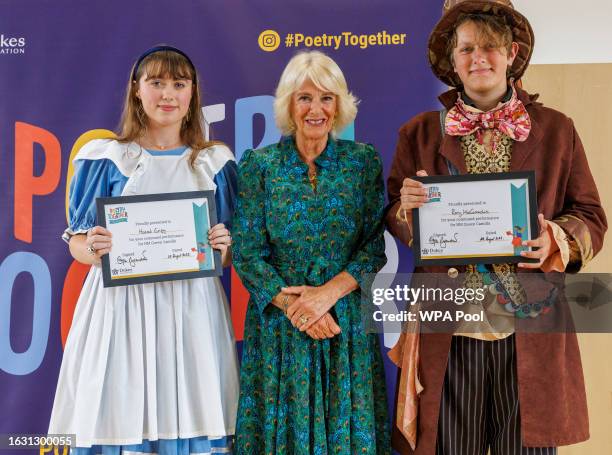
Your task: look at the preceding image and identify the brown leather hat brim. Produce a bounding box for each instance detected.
[428,0,534,87]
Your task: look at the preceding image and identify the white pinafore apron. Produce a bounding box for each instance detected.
[49,141,239,449]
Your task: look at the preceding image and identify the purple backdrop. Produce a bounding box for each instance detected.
[0,1,445,453]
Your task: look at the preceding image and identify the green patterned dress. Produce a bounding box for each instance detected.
[232,136,391,454]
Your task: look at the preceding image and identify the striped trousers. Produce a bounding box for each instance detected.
[435,335,556,455]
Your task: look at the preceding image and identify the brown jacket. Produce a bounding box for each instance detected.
[386,87,607,453]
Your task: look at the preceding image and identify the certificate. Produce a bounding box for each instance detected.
[96,191,221,287]
[413,171,539,266]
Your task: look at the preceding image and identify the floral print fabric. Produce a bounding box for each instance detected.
[232,136,391,454]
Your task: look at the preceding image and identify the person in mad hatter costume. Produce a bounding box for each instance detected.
[385,1,607,454]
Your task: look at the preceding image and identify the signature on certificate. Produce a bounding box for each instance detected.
[428,232,459,249]
[116,250,149,267]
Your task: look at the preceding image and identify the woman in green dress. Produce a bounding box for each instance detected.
[233,51,391,454]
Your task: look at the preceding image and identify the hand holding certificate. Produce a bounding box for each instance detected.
[96,191,222,287]
[412,171,539,266]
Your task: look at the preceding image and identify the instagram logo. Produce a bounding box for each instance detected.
[258,30,280,52]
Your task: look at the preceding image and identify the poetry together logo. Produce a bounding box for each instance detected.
[427,186,442,202]
[108,207,128,224]
[257,29,407,52]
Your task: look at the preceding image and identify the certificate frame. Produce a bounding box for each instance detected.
[96,191,222,287]
[412,171,539,266]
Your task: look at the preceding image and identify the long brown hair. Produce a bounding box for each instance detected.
[116,49,224,166]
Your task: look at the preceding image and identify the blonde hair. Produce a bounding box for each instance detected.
[273,51,358,136]
[116,49,223,166]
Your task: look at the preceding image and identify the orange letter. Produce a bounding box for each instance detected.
[14,122,61,243]
[230,267,249,341]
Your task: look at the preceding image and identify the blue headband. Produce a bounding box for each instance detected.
[131,45,196,82]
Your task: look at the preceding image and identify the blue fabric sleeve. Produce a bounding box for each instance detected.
[213,160,238,229]
[64,159,128,241]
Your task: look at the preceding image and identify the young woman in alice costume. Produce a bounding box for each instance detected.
[49,45,239,454]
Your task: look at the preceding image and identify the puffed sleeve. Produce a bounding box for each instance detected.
[213,160,238,229]
[62,159,128,243]
[344,144,387,289]
[552,121,607,272]
[232,149,287,314]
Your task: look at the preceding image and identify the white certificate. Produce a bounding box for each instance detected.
[413,172,538,266]
[96,191,221,287]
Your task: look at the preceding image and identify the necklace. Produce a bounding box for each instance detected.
[140,138,183,151]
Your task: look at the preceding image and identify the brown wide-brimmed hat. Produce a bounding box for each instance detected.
[428,0,534,87]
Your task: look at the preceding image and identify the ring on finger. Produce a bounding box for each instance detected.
[299,315,309,326]
[87,245,96,255]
